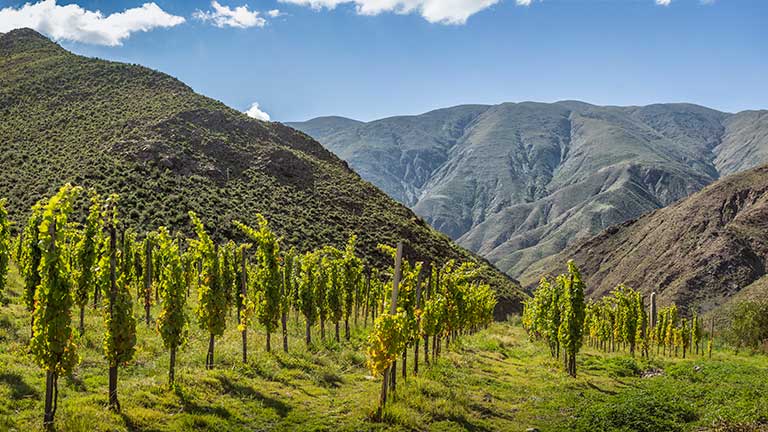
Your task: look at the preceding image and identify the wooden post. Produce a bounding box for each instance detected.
[649,291,657,329]
[108,223,120,411]
[363,270,371,327]
[414,266,423,375]
[144,238,152,326]
[43,222,56,430]
[424,265,430,365]
[241,249,248,363]
[378,241,403,416]
[389,242,402,395]
[709,316,715,359]
[390,242,402,315]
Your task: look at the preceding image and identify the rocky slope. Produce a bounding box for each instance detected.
[524,164,768,312]
[290,103,768,278]
[0,29,522,309]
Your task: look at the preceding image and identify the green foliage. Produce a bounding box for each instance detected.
[0,198,9,297]
[281,247,297,315]
[366,312,409,377]
[558,260,586,376]
[191,212,227,337]
[74,191,103,309]
[326,257,343,324]
[21,200,45,312]
[236,217,282,335]
[99,195,137,367]
[29,184,82,374]
[341,235,363,325]
[156,227,188,351]
[299,252,318,326]
[0,30,522,314]
[725,300,768,352]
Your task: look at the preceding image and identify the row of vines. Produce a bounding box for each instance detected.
[522,262,715,378]
[0,184,497,428]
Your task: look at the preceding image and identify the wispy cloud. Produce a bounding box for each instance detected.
[0,0,185,46]
[245,102,271,121]
[278,0,513,25]
[193,1,266,28]
[655,0,672,5]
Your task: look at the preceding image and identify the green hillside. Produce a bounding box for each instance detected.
[0,28,521,309]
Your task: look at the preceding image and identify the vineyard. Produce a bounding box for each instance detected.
[1,185,767,431]
[0,185,497,431]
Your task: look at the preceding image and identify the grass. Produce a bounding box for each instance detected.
[1,263,768,432]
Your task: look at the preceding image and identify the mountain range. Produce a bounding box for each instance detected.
[289,102,768,281]
[0,28,522,311]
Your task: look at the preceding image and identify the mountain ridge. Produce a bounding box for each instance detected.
[289,101,768,279]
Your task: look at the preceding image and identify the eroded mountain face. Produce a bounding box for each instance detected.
[525,164,768,313]
[290,102,768,278]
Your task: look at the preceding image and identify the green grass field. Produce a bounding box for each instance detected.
[1,263,767,432]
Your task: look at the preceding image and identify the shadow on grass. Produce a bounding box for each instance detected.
[0,372,38,399]
[217,376,292,418]
[586,381,618,395]
[119,412,158,432]
[274,354,315,374]
[426,413,495,432]
[468,402,517,422]
[174,385,232,419]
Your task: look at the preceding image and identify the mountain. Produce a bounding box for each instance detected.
[523,164,768,312]
[289,102,768,278]
[0,29,522,311]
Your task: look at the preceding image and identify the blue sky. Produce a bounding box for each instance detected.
[1,0,766,121]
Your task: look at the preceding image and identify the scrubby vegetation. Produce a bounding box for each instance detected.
[0,29,521,311]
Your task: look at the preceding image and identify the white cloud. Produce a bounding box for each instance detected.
[193,1,265,28]
[655,0,672,5]
[0,0,185,46]
[245,102,271,121]
[278,0,511,24]
[267,9,283,18]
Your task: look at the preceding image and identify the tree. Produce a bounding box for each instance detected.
[326,256,344,343]
[21,200,45,337]
[681,318,690,358]
[522,276,562,358]
[98,195,137,411]
[299,252,317,345]
[236,244,253,362]
[341,235,363,340]
[156,227,188,386]
[0,199,10,301]
[29,184,82,429]
[664,305,679,356]
[316,257,329,341]
[74,192,102,334]
[190,212,227,369]
[280,248,297,352]
[141,234,154,325]
[219,241,237,314]
[557,260,586,377]
[236,216,281,352]
[725,300,768,353]
[635,291,649,358]
[692,312,703,355]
